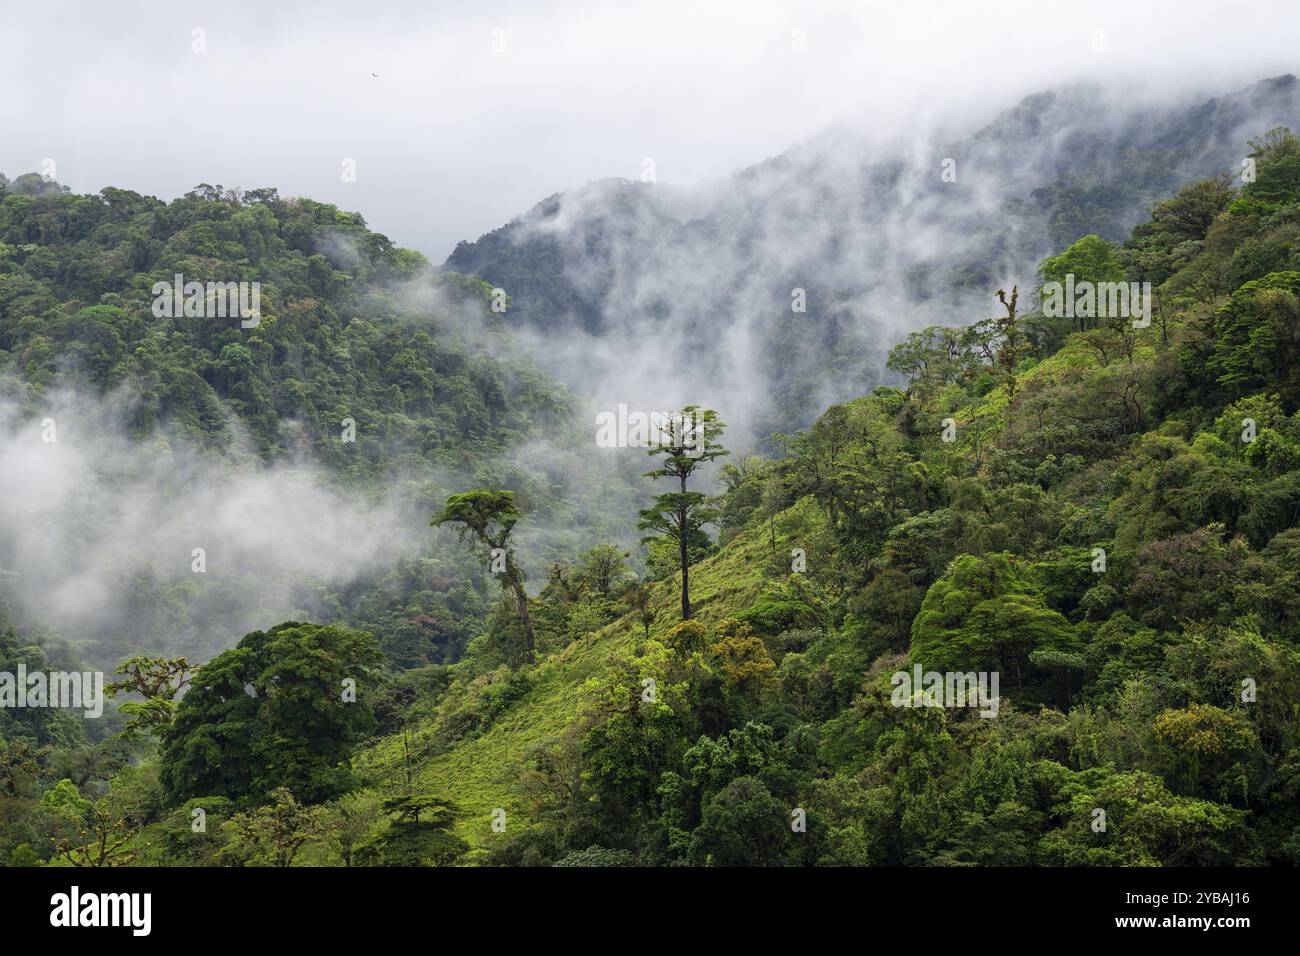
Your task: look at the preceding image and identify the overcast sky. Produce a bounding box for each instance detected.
[2,0,1297,259]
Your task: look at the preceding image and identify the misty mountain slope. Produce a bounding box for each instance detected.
[0,183,639,670]
[444,75,1300,445]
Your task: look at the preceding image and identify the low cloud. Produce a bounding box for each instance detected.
[0,383,429,665]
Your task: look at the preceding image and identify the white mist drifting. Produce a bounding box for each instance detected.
[0,385,428,664]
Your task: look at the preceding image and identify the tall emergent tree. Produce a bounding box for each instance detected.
[639,406,728,620]
[434,489,536,663]
[106,655,199,740]
[995,285,1029,397]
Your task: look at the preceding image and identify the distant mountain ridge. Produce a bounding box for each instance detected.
[444,74,1300,444]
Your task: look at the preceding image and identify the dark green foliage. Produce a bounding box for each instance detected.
[159,622,382,806]
[733,600,820,637]
[639,406,728,620]
[1206,271,1300,405]
[355,794,468,867]
[552,845,637,867]
[0,185,569,471]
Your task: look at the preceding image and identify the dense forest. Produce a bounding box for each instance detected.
[2,118,1300,867]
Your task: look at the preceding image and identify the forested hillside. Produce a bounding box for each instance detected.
[6,117,1299,867]
[0,175,648,695]
[344,125,1299,866]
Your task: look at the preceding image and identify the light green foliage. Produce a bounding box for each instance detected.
[218,788,330,867]
[911,553,1081,684]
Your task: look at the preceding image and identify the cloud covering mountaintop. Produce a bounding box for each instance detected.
[445,75,1300,446]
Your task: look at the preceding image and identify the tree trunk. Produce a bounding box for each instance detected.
[506,562,536,663]
[678,473,691,620]
[679,529,691,620]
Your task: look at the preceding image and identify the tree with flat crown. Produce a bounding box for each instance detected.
[433,489,536,663]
